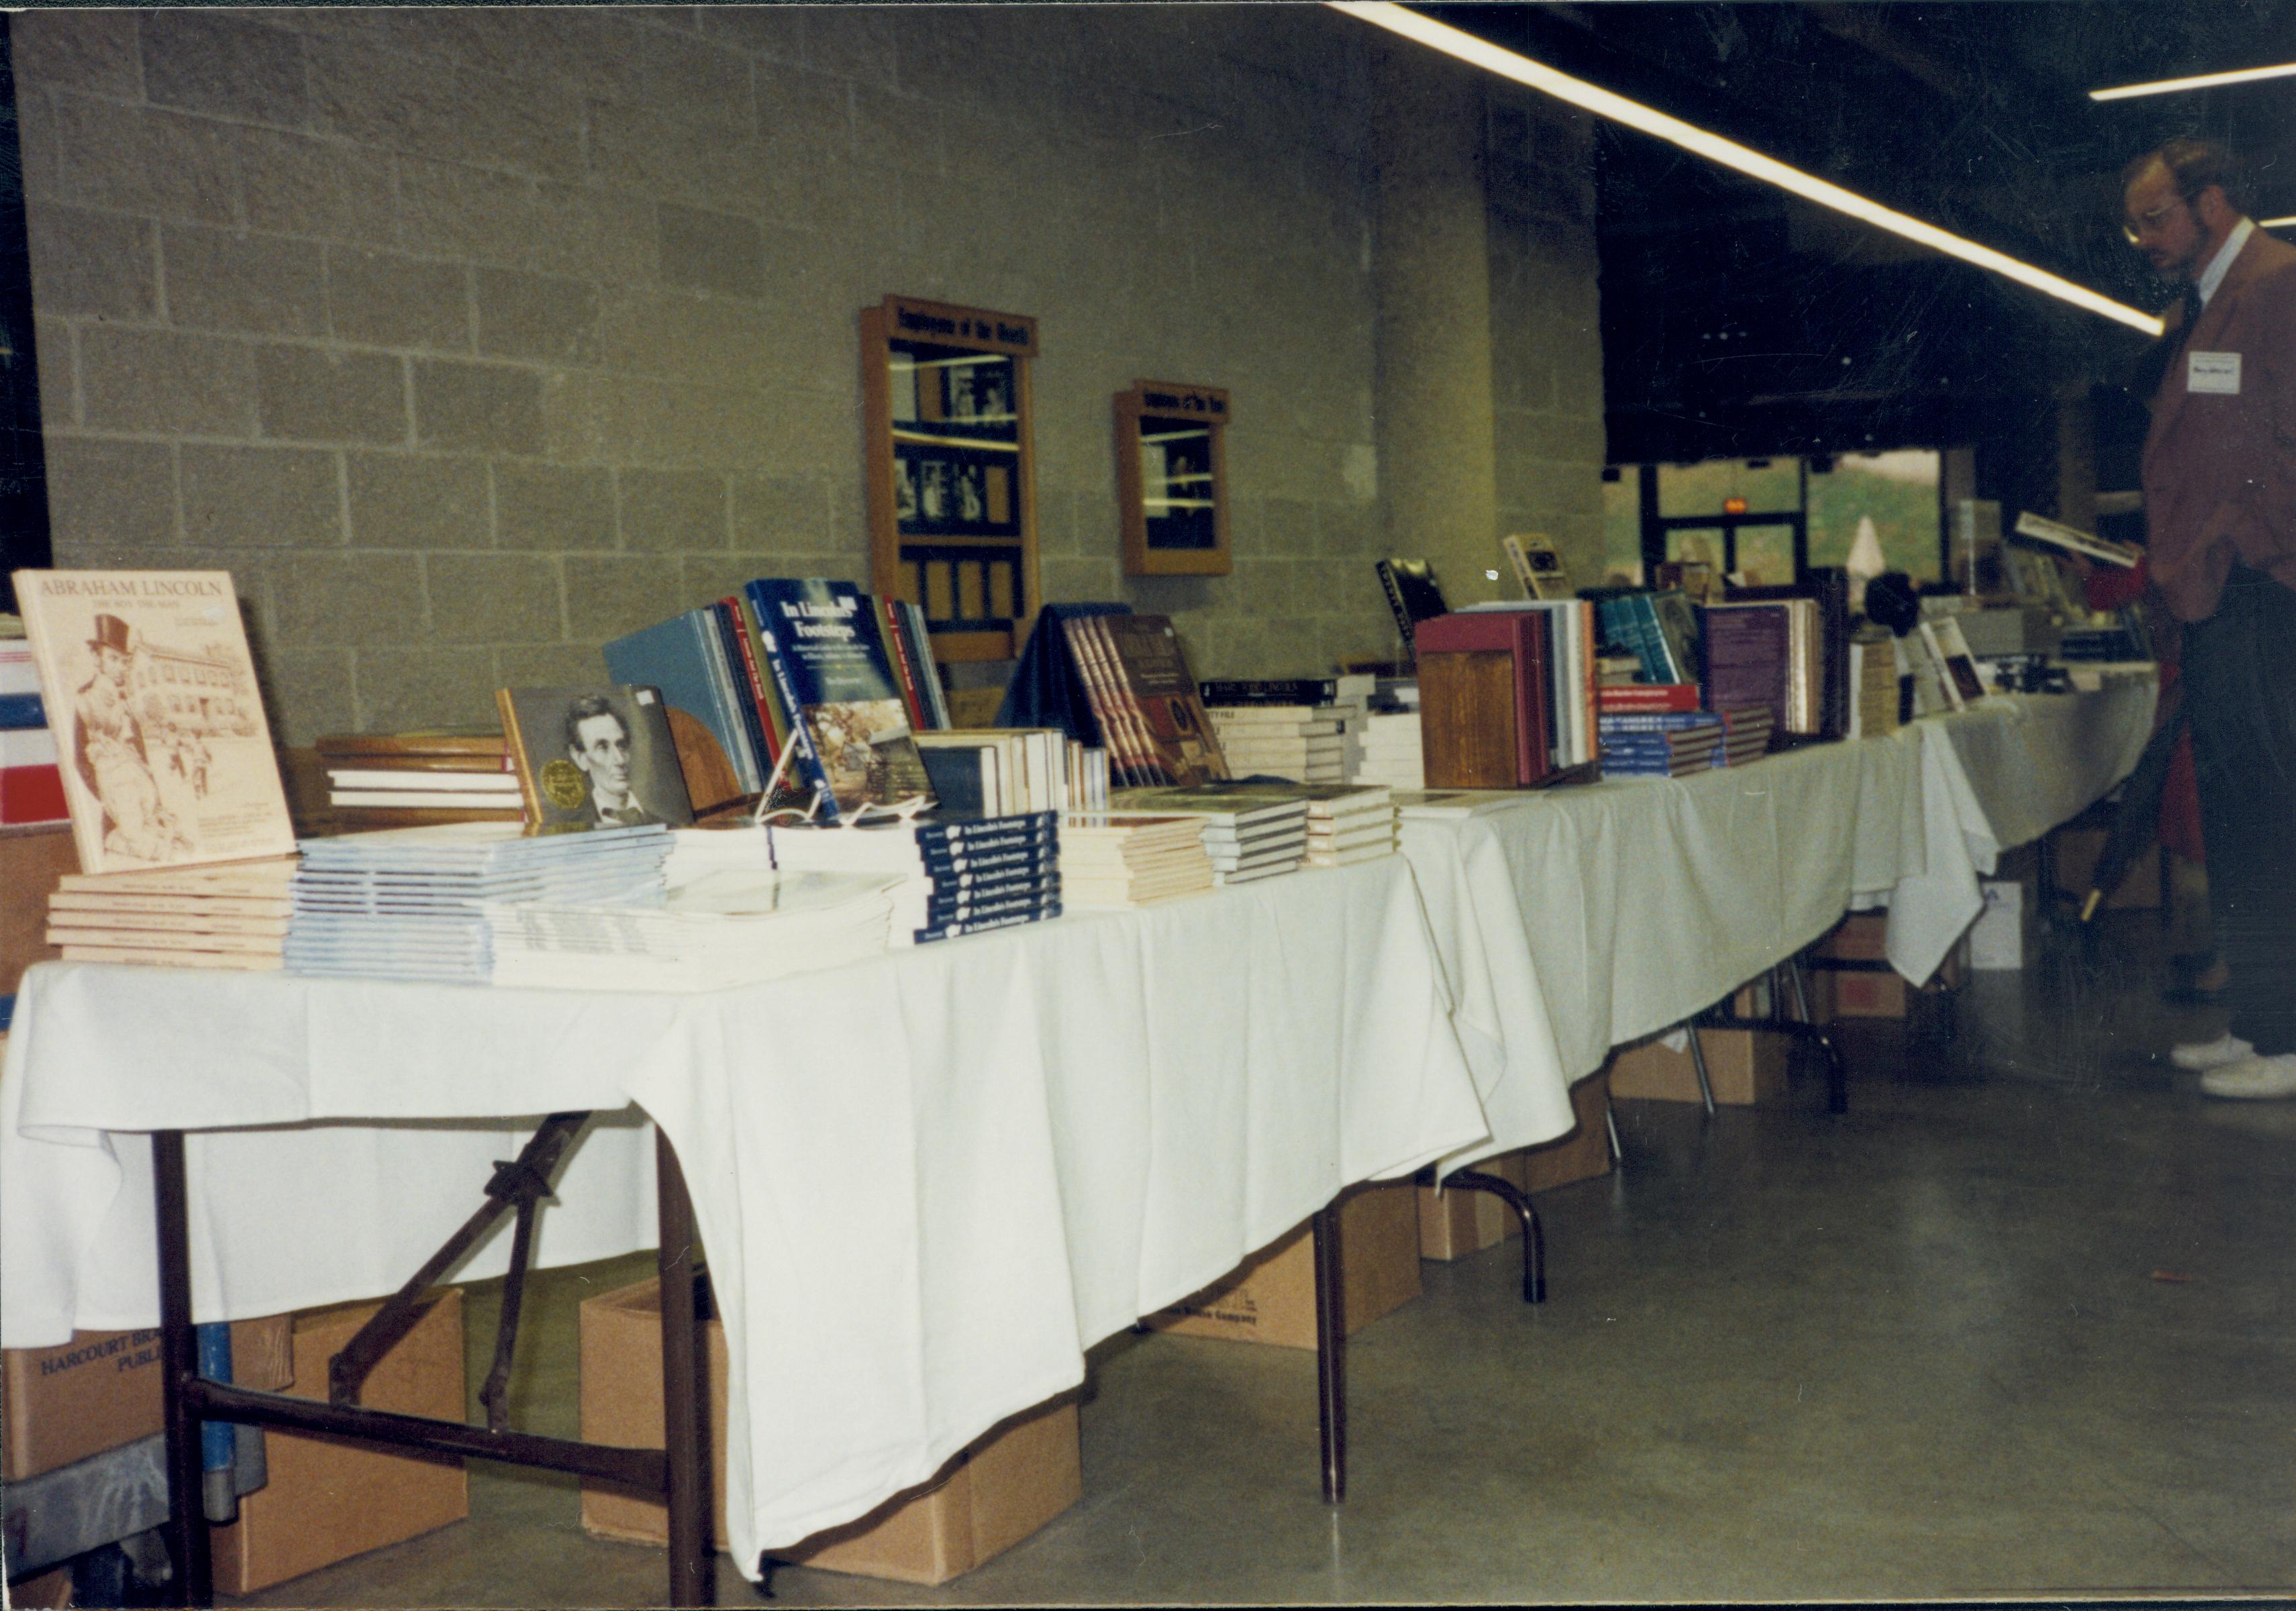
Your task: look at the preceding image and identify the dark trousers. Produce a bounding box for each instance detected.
[2182,565,2296,1056]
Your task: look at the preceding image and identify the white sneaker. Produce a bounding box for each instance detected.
[2201,1053,2296,1100]
[2171,1032,2256,1071]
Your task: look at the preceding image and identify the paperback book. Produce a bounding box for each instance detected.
[11,569,295,875]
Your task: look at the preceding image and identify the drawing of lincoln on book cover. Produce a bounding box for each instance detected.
[11,570,295,875]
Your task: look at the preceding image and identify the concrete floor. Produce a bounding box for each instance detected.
[223,910,2296,1606]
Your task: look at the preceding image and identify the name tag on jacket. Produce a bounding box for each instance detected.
[2188,351,2242,395]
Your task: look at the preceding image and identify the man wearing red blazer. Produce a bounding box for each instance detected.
[2126,139,2296,1096]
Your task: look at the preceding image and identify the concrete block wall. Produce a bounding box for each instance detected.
[16,5,1599,741]
[1486,89,1607,590]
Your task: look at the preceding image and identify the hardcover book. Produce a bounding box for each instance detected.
[744,578,936,823]
[601,610,760,796]
[495,686,696,834]
[1095,614,1231,786]
[11,569,295,875]
[1375,558,1448,650]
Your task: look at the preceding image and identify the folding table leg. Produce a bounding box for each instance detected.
[152,1130,213,1608]
[1445,1170,1546,1304]
[1310,1203,1346,1504]
[1681,1021,1719,1116]
[655,1131,715,1608]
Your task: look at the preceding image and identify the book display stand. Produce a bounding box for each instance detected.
[1114,382,1231,577]
[860,296,1041,664]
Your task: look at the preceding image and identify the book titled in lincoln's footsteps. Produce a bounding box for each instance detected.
[11,569,296,876]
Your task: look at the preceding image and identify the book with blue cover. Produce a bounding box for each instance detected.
[743,578,934,823]
[601,610,760,795]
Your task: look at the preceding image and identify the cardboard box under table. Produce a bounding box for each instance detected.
[2,1310,293,1483]
[209,1290,469,1595]
[1150,1178,1420,1347]
[1420,1072,1611,1261]
[1806,914,1968,1022]
[579,1276,1081,1585]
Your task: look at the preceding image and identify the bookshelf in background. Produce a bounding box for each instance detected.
[860,295,1041,665]
[1115,381,1231,576]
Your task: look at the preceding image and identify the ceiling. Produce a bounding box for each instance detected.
[1428,1,2296,468]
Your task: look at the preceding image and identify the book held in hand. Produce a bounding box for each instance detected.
[11,569,295,875]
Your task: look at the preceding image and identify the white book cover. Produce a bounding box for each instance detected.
[13,570,295,875]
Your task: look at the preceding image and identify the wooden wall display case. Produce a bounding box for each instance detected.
[1115,382,1230,577]
[860,295,1040,663]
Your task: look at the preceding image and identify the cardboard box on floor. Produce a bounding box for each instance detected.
[1150,1178,1419,1348]
[3,1310,293,1483]
[577,1276,1081,1586]
[209,1290,468,1595]
[1606,1025,1789,1106]
[1420,1072,1612,1261]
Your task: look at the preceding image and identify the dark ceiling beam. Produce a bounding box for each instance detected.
[1797,3,1971,102]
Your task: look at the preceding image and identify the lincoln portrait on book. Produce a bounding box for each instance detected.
[71,611,189,862]
[564,694,667,827]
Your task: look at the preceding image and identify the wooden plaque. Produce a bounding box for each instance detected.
[861,295,1041,663]
[1115,381,1230,577]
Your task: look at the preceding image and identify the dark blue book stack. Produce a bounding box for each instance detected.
[765,810,1061,945]
[1598,712,1726,778]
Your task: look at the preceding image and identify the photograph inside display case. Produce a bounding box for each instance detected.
[861,297,1040,663]
[1115,382,1231,577]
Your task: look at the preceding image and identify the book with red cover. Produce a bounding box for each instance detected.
[0,727,67,825]
[1413,612,1552,785]
[1598,683,1702,713]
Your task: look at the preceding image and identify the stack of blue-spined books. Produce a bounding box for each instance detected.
[762,811,1060,945]
[285,823,672,982]
[1598,712,1726,778]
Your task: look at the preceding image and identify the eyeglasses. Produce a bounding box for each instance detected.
[2122,197,2189,245]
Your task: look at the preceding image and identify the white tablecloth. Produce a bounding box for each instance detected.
[1879,678,2157,982]
[0,855,1489,1567]
[1396,680,2157,1147]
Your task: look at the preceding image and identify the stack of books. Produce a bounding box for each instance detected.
[1713,705,1776,767]
[315,732,523,830]
[1201,675,1376,780]
[1107,785,1311,884]
[1354,711,1426,789]
[0,632,64,828]
[1205,706,1346,782]
[1293,784,1397,866]
[1597,712,1726,778]
[914,729,1107,816]
[765,811,1061,945]
[284,823,672,984]
[483,866,898,992]
[1056,813,1215,908]
[45,858,298,970]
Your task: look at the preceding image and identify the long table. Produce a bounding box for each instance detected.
[0,854,1488,1580]
[0,678,2155,1584]
[1396,678,2157,1165]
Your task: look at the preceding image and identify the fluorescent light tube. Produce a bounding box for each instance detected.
[2091,62,2296,100]
[1331,2,2162,335]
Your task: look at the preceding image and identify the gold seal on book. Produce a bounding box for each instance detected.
[539,758,587,809]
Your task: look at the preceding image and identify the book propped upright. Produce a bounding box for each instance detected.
[1052,610,1229,788]
[11,569,295,876]
[743,578,936,823]
[1375,558,1448,656]
[496,687,696,834]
